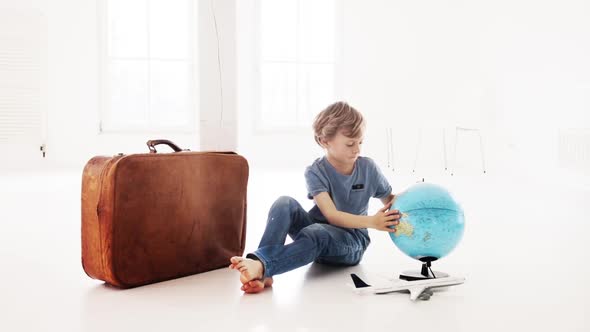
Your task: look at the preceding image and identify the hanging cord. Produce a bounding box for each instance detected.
[209,0,224,140]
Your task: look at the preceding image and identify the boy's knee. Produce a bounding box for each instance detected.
[272,196,298,212]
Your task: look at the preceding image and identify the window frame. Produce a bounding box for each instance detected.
[97,0,199,134]
[253,0,335,134]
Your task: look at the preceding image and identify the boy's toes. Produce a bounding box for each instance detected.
[240,279,267,293]
[243,283,265,294]
[230,256,243,264]
[248,279,265,288]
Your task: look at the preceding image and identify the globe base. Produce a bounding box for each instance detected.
[400,270,449,281]
[400,258,449,280]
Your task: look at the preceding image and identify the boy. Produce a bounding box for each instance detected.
[230,101,400,293]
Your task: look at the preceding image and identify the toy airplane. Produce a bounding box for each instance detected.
[350,273,465,301]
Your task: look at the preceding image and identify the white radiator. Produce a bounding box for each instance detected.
[0,9,47,157]
[559,128,590,174]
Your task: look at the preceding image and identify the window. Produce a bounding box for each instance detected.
[100,0,197,132]
[257,0,334,130]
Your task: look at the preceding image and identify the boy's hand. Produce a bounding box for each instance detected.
[370,202,401,232]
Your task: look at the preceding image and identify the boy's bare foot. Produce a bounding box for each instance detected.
[241,277,273,294]
[229,256,264,284]
[229,256,273,293]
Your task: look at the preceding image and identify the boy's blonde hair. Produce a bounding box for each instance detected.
[313,101,365,147]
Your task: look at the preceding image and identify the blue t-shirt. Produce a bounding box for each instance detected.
[304,156,392,239]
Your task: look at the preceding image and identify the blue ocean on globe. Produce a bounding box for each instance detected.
[389,183,465,260]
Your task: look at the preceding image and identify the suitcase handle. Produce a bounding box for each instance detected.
[146,139,187,153]
[146,139,239,155]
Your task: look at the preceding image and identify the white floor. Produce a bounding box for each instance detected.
[0,165,589,332]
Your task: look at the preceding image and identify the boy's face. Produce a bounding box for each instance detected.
[323,130,363,164]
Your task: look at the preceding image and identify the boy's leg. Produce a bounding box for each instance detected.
[252,223,367,278]
[256,196,316,248]
[231,196,315,288]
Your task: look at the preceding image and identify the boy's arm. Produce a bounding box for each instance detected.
[313,192,399,232]
[380,193,395,206]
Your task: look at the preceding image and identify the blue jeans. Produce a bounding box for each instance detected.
[247,196,370,278]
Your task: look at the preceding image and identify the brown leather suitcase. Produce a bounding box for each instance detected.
[81,139,248,288]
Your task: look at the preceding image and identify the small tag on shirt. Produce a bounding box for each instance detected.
[352,184,364,190]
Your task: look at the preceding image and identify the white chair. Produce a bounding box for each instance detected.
[385,83,488,175]
[385,124,486,175]
[411,127,448,173]
[385,127,448,173]
[448,88,487,175]
[385,127,395,171]
[450,126,486,175]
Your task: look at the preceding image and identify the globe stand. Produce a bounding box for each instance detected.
[399,257,449,281]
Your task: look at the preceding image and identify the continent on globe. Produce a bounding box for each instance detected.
[394,213,414,237]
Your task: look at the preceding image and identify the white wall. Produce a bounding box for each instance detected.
[238,0,590,179]
[0,0,238,171]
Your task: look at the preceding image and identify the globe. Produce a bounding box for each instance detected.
[389,183,465,261]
